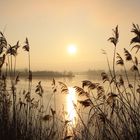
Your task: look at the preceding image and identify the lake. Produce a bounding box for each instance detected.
[12,74,102,128]
[8,73,135,131]
[5,73,139,139]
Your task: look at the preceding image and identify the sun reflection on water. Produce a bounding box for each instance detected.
[67,87,77,126]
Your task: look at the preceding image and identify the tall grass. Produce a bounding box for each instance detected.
[0,24,140,140]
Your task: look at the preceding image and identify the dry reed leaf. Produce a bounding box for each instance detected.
[136,85,140,94]
[134,56,138,65]
[131,36,140,44]
[65,120,71,125]
[107,92,117,105]
[15,73,20,84]
[52,78,55,86]
[130,65,138,72]
[97,85,105,99]
[42,115,52,121]
[63,136,72,140]
[51,108,56,116]
[0,32,7,53]
[101,72,109,83]
[58,81,68,94]
[98,113,107,124]
[118,75,124,87]
[6,45,17,56]
[130,23,140,45]
[23,37,29,52]
[131,45,140,53]
[82,80,99,90]
[124,48,132,61]
[78,99,93,108]
[116,53,124,66]
[74,86,89,97]
[35,81,44,97]
[128,84,133,88]
[108,25,119,47]
[0,54,5,68]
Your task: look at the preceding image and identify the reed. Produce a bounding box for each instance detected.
[0,24,140,140]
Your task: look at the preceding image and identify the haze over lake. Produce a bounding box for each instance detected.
[0,0,140,140]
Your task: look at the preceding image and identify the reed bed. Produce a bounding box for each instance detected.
[0,24,140,140]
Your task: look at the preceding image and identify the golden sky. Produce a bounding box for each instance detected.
[0,0,140,71]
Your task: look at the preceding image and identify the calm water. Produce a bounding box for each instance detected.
[14,74,101,126]
[8,74,136,132]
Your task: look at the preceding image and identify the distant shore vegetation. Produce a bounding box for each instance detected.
[84,69,138,77]
[16,70,75,78]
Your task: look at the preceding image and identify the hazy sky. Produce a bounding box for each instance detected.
[0,0,140,71]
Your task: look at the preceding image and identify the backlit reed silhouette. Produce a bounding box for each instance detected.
[0,24,139,140]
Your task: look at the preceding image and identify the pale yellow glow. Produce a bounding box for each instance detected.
[67,44,77,55]
[67,87,77,126]
[1,1,140,70]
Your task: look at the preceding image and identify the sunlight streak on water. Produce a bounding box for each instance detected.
[67,87,77,126]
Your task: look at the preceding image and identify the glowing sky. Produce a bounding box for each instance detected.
[0,0,140,71]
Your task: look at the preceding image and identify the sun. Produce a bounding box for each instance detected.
[67,44,77,54]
